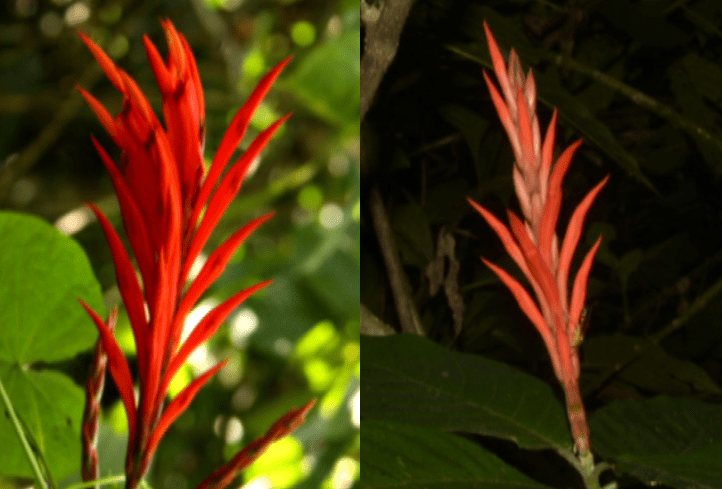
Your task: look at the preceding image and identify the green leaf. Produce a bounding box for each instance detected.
[393,202,434,268]
[583,335,722,397]
[362,420,554,489]
[590,396,722,489]
[439,104,491,177]
[668,57,722,175]
[0,365,85,479]
[280,28,359,130]
[0,212,104,479]
[361,334,572,451]
[0,212,103,364]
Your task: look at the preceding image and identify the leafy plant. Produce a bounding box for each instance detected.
[1,21,314,489]
[361,2,722,489]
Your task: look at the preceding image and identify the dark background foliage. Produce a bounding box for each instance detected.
[362,0,722,487]
[0,0,359,488]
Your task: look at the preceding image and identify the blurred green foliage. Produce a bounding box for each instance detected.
[0,0,358,488]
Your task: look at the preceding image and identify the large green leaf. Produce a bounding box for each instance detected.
[0,212,104,479]
[361,334,572,451]
[362,420,553,489]
[590,396,722,489]
[0,212,102,364]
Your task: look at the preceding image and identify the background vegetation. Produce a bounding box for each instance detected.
[0,0,359,488]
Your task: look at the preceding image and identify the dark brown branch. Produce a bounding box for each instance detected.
[361,0,415,121]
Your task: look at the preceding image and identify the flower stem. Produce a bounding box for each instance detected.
[65,475,126,489]
[0,373,49,489]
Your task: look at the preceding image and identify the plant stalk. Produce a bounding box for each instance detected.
[0,373,49,489]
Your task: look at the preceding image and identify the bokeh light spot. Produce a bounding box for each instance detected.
[319,203,343,229]
[291,21,316,47]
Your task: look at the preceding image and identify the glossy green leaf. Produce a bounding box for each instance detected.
[590,396,722,489]
[361,334,572,451]
[362,420,553,489]
[0,212,104,479]
[0,212,103,364]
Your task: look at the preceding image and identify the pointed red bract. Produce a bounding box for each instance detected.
[196,399,316,489]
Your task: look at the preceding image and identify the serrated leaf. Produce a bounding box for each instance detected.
[361,334,572,451]
[362,420,554,489]
[590,396,722,489]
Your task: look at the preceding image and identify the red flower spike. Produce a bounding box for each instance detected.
[82,307,118,486]
[79,300,137,452]
[78,21,298,488]
[470,21,608,458]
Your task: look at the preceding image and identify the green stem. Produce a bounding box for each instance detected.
[65,475,126,489]
[0,373,49,489]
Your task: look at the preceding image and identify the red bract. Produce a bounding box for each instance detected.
[468,21,608,457]
[77,20,307,488]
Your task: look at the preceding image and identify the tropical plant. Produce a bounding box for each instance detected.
[1,20,314,489]
[466,21,610,489]
[362,5,722,489]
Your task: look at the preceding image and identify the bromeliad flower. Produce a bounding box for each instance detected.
[467,21,608,459]
[77,21,312,488]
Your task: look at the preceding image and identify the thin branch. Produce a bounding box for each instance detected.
[369,186,424,335]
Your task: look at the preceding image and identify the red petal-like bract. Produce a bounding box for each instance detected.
[469,20,609,458]
[196,399,317,489]
[77,21,309,488]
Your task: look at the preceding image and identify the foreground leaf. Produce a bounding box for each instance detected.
[361,334,571,451]
[0,212,104,479]
[362,420,553,489]
[0,366,85,478]
[0,212,103,364]
[590,396,722,489]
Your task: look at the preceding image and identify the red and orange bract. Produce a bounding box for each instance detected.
[468,21,608,456]
[77,20,312,488]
